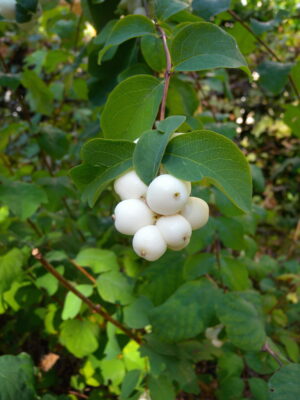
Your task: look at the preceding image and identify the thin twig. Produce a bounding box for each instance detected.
[262,341,283,367]
[68,258,97,284]
[228,9,300,101]
[156,24,172,120]
[32,248,142,344]
[27,218,43,238]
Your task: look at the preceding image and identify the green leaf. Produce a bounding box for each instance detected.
[98,15,155,64]
[0,181,48,219]
[192,0,230,19]
[141,35,166,72]
[0,353,37,400]
[123,297,154,329]
[154,0,188,21]
[217,293,266,351]
[21,69,54,116]
[156,115,187,134]
[220,257,251,291]
[257,61,293,95]
[227,23,257,55]
[62,284,93,320]
[283,104,300,137]
[162,131,252,213]
[59,319,99,358]
[250,10,289,35]
[101,75,164,141]
[149,375,176,400]
[171,23,249,74]
[133,129,173,185]
[183,253,215,280]
[166,78,199,116]
[149,280,220,342]
[216,217,246,250]
[120,370,141,400]
[38,126,69,160]
[35,266,64,296]
[16,0,38,23]
[268,364,300,400]
[0,73,20,90]
[74,248,119,273]
[249,377,268,400]
[70,139,135,207]
[0,249,24,296]
[97,271,134,305]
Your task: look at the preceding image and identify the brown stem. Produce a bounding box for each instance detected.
[27,218,43,238]
[156,24,172,120]
[262,342,283,367]
[32,248,142,344]
[68,258,96,284]
[228,9,300,101]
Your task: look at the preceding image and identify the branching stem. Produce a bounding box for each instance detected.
[156,24,172,120]
[32,248,142,344]
[262,342,283,367]
[228,9,300,101]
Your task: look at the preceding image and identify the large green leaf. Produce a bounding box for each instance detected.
[0,181,48,219]
[171,23,249,74]
[21,69,54,116]
[217,293,266,351]
[59,319,99,358]
[257,61,293,95]
[0,353,37,400]
[268,364,300,400]
[154,0,188,20]
[141,35,166,72]
[0,248,24,295]
[101,75,164,140]
[149,280,220,342]
[98,15,155,64]
[133,116,186,185]
[74,248,119,273]
[192,0,230,19]
[162,131,252,213]
[70,139,135,207]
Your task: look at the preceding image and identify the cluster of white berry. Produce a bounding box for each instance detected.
[113,170,209,262]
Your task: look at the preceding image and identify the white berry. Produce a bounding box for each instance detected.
[181,197,209,230]
[114,199,154,235]
[114,170,148,200]
[146,174,189,215]
[156,214,192,250]
[0,0,16,19]
[133,6,147,15]
[133,225,167,261]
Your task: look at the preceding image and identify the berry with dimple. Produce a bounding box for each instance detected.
[114,170,148,200]
[146,174,189,215]
[132,225,167,261]
[114,199,154,235]
[181,197,209,230]
[156,214,192,250]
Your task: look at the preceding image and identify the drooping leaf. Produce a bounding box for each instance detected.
[162,131,252,213]
[171,23,249,74]
[257,61,293,95]
[217,292,266,351]
[149,280,221,342]
[59,319,99,358]
[74,248,119,273]
[268,364,300,400]
[98,15,156,64]
[101,75,164,140]
[21,69,54,116]
[0,353,37,400]
[192,0,230,19]
[0,181,48,219]
[154,0,189,21]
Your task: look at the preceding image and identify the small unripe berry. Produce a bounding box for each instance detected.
[146,174,189,215]
[133,225,167,261]
[156,214,192,250]
[114,199,154,235]
[114,170,148,200]
[181,197,209,230]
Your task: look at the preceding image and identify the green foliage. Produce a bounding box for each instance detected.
[0,0,299,398]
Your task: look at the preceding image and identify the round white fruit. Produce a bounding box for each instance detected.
[156,214,192,250]
[146,174,189,215]
[181,197,209,230]
[0,0,16,19]
[114,170,148,200]
[133,6,146,15]
[133,225,167,261]
[114,199,154,235]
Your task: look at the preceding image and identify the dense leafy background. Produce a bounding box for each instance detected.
[0,0,299,399]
